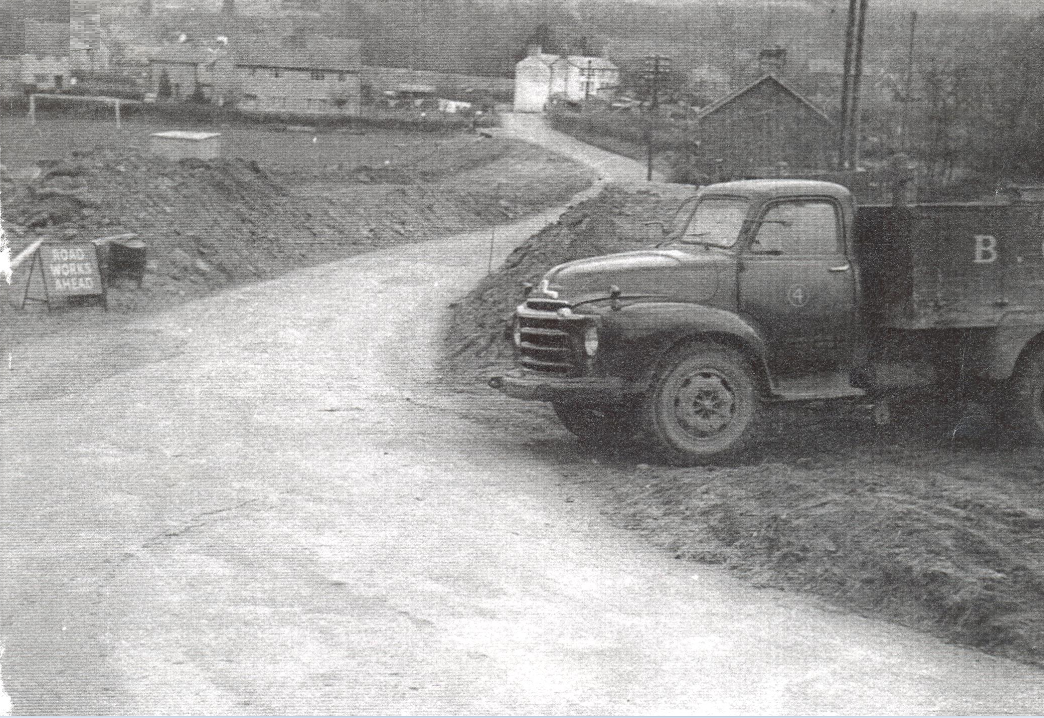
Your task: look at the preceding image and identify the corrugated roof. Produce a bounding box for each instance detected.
[24,20,69,57]
[564,55,617,71]
[233,35,361,72]
[150,45,222,65]
[696,74,831,124]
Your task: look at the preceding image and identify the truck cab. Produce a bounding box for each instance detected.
[490,179,1044,462]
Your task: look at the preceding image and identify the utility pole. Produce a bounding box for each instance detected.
[901,10,917,153]
[585,59,592,102]
[643,54,670,181]
[838,0,858,169]
[839,0,869,170]
[848,0,869,170]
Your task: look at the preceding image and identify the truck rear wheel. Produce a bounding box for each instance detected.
[1008,345,1044,442]
[641,342,760,463]
[552,401,637,446]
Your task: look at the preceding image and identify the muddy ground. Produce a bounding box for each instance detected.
[444,182,1044,668]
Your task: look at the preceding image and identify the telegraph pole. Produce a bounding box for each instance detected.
[901,10,917,152]
[848,0,869,170]
[643,54,671,181]
[839,0,869,170]
[838,0,858,169]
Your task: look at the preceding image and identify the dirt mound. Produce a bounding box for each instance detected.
[443,182,1044,667]
[2,141,592,313]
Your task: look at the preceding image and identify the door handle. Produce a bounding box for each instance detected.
[829,263,851,272]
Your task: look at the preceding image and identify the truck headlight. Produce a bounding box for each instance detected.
[512,317,522,348]
[583,325,599,356]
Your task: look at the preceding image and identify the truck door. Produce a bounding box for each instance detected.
[739,198,856,374]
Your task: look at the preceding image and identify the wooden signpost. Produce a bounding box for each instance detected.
[21,241,107,311]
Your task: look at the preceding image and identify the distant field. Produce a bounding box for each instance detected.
[0,113,486,173]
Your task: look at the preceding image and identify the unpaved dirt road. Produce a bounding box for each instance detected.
[3,117,1044,715]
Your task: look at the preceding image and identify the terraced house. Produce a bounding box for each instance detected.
[232,35,361,115]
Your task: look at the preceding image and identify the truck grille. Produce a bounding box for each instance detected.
[518,298,578,374]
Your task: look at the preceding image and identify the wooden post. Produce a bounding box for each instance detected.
[838,0,858,169]
[28,93,35,125]
[848,0,870,170]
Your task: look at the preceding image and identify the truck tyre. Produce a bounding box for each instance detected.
[552,401,637,446]
[1008,345,1044,442]
[641,342,760,463]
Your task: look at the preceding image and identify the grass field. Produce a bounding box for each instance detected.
[0,113,487,174]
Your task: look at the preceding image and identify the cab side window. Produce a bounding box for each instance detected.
[751,200,840,256]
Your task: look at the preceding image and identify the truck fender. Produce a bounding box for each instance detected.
[983,316,1044,380]
[609,302,774,394]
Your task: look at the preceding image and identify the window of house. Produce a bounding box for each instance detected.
[273,68,281,78]
[337,72,346,82]
[249,67,256,76]
[311,70,325,80]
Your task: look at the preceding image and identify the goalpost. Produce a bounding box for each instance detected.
[28,93,141,130]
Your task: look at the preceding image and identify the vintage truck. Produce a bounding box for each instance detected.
[488,179,1044,462]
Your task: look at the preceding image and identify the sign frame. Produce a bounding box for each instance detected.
[21,241,108,311]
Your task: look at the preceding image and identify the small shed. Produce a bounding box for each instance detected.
[148,130,222,160]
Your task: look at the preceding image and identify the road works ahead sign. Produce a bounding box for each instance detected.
[22,242,106,309]
[39,244,104,295]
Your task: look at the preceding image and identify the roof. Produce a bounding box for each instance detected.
[151,131,222,141]
[150,45,223,65]
[696,74,831,124]
[700,179,850,202]
[24,20,69,57]
[518,53,560,67]
[564,55,617,71]
[233,35,361,72]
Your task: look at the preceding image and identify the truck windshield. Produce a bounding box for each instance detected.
[676,197,749,248]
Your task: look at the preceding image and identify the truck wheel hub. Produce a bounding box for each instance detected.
[674,371,735,435]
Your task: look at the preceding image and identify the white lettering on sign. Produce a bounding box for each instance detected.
[38,243,104,297]
[50,247,87,261]
[49,263,95,278]
[973,234,998,264]
[52,277,95,291]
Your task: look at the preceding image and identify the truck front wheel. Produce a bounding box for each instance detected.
[1008,345,1044,442]
[642,342,760,463]
[552,401,637,446]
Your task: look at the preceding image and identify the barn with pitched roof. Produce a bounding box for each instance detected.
[695,74,834,177]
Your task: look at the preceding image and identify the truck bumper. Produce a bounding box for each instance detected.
[488,371,642,403]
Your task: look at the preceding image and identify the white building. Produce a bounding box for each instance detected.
[514,46,619,112]
[557,55,619,104]
[513,46,562,113]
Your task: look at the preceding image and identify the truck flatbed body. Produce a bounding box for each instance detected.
[856,201,1044,330]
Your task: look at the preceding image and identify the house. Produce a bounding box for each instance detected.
[71,0,108,72]
[149,44,235,103]
[233,35,362,115]
[513,46,563,113]
[694,74,834,178]
[557,55,619,104]
[20,20,70,93]
[513,46,619,112]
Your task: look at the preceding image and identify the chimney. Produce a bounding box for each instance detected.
[758,46,787,76]
[527,44,542,58]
